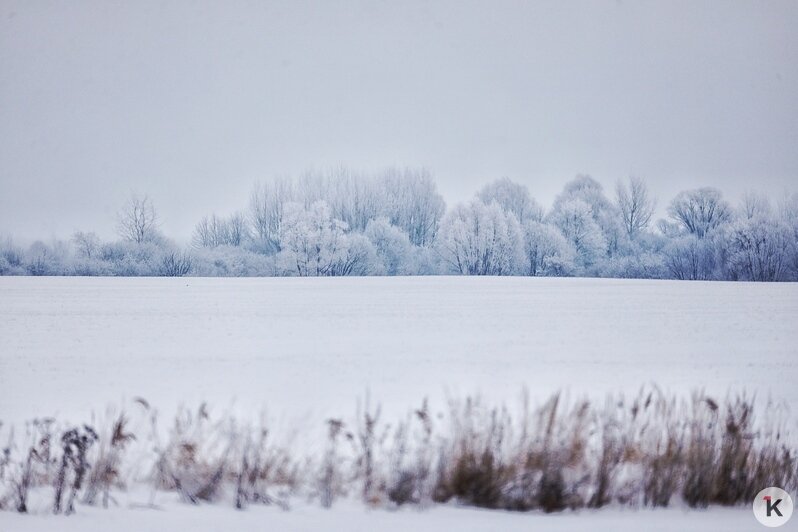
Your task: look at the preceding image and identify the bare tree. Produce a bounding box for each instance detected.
[739,191,772,220]
[667,187,731,239]
[193,212,249,248]
[117,194,159,243]
[250,178,293,253]
[381,167,445,247]
[193,215,220,248]
[616,177,655,238]
[226,212,249,246]
[72,231,101,259]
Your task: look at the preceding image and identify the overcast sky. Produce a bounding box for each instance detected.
[1,0,796,241]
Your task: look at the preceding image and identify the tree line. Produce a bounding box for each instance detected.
[2,167,797,281]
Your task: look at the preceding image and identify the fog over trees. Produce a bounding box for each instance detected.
[2,168,797,281]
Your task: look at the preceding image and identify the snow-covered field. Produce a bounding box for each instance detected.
[0,494,763,532]
[1,276,797,530]
[1,276,797,425]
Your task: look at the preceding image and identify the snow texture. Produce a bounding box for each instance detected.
[0,495,763,532]
[1,276,796,427]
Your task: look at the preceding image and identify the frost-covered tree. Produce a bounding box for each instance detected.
[548,198,607,270]
[436,200,523,275]
[225,212,249,247]
[553,175,615,218]
[381,168,445,247]
[365,217,414,275]
[477,177,543,223]
[277,201,377,276]
[117,194,160,244]
[615,177,655,238]
[656,219,682,238]
[193,215,228,248]
[250,177,294,253]
[193,213,249,248]
[3,172,795,282]
[72,231,101,259]
[780,193,798,280]
[331,233,378,276]
[725,212,792,282]
[521,220,576,276]
[662,235,719,280]
[70,231,105,275]
[0,236,25,275]
[551,175,624,259]
[250,168,442,252]
[739,191,773,220]
[667,187,731,239]
[295,170,330,208]
[326,168,382,233]
[278,201,345,276]
[25,241,60,276]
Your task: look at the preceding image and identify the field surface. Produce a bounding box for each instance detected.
[0,496,765,532]
[1,277,798,531]
[1,276,797,426]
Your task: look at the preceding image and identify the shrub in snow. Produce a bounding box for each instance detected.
[82,415,135,508]
[158,250,193,277]
[100,241,160,276]
[192,246,276,277]
[0,236,26,274]
[0,390,795,516]
[53,426,98,515]
[25,241,67,276]
[70,258,112,276]
[600,252,667,279]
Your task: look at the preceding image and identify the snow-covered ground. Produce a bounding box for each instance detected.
[1,276,797,530]
[0,495,763,532]
[1,276,797,426]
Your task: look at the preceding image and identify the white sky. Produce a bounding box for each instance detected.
[1,0,796,241]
